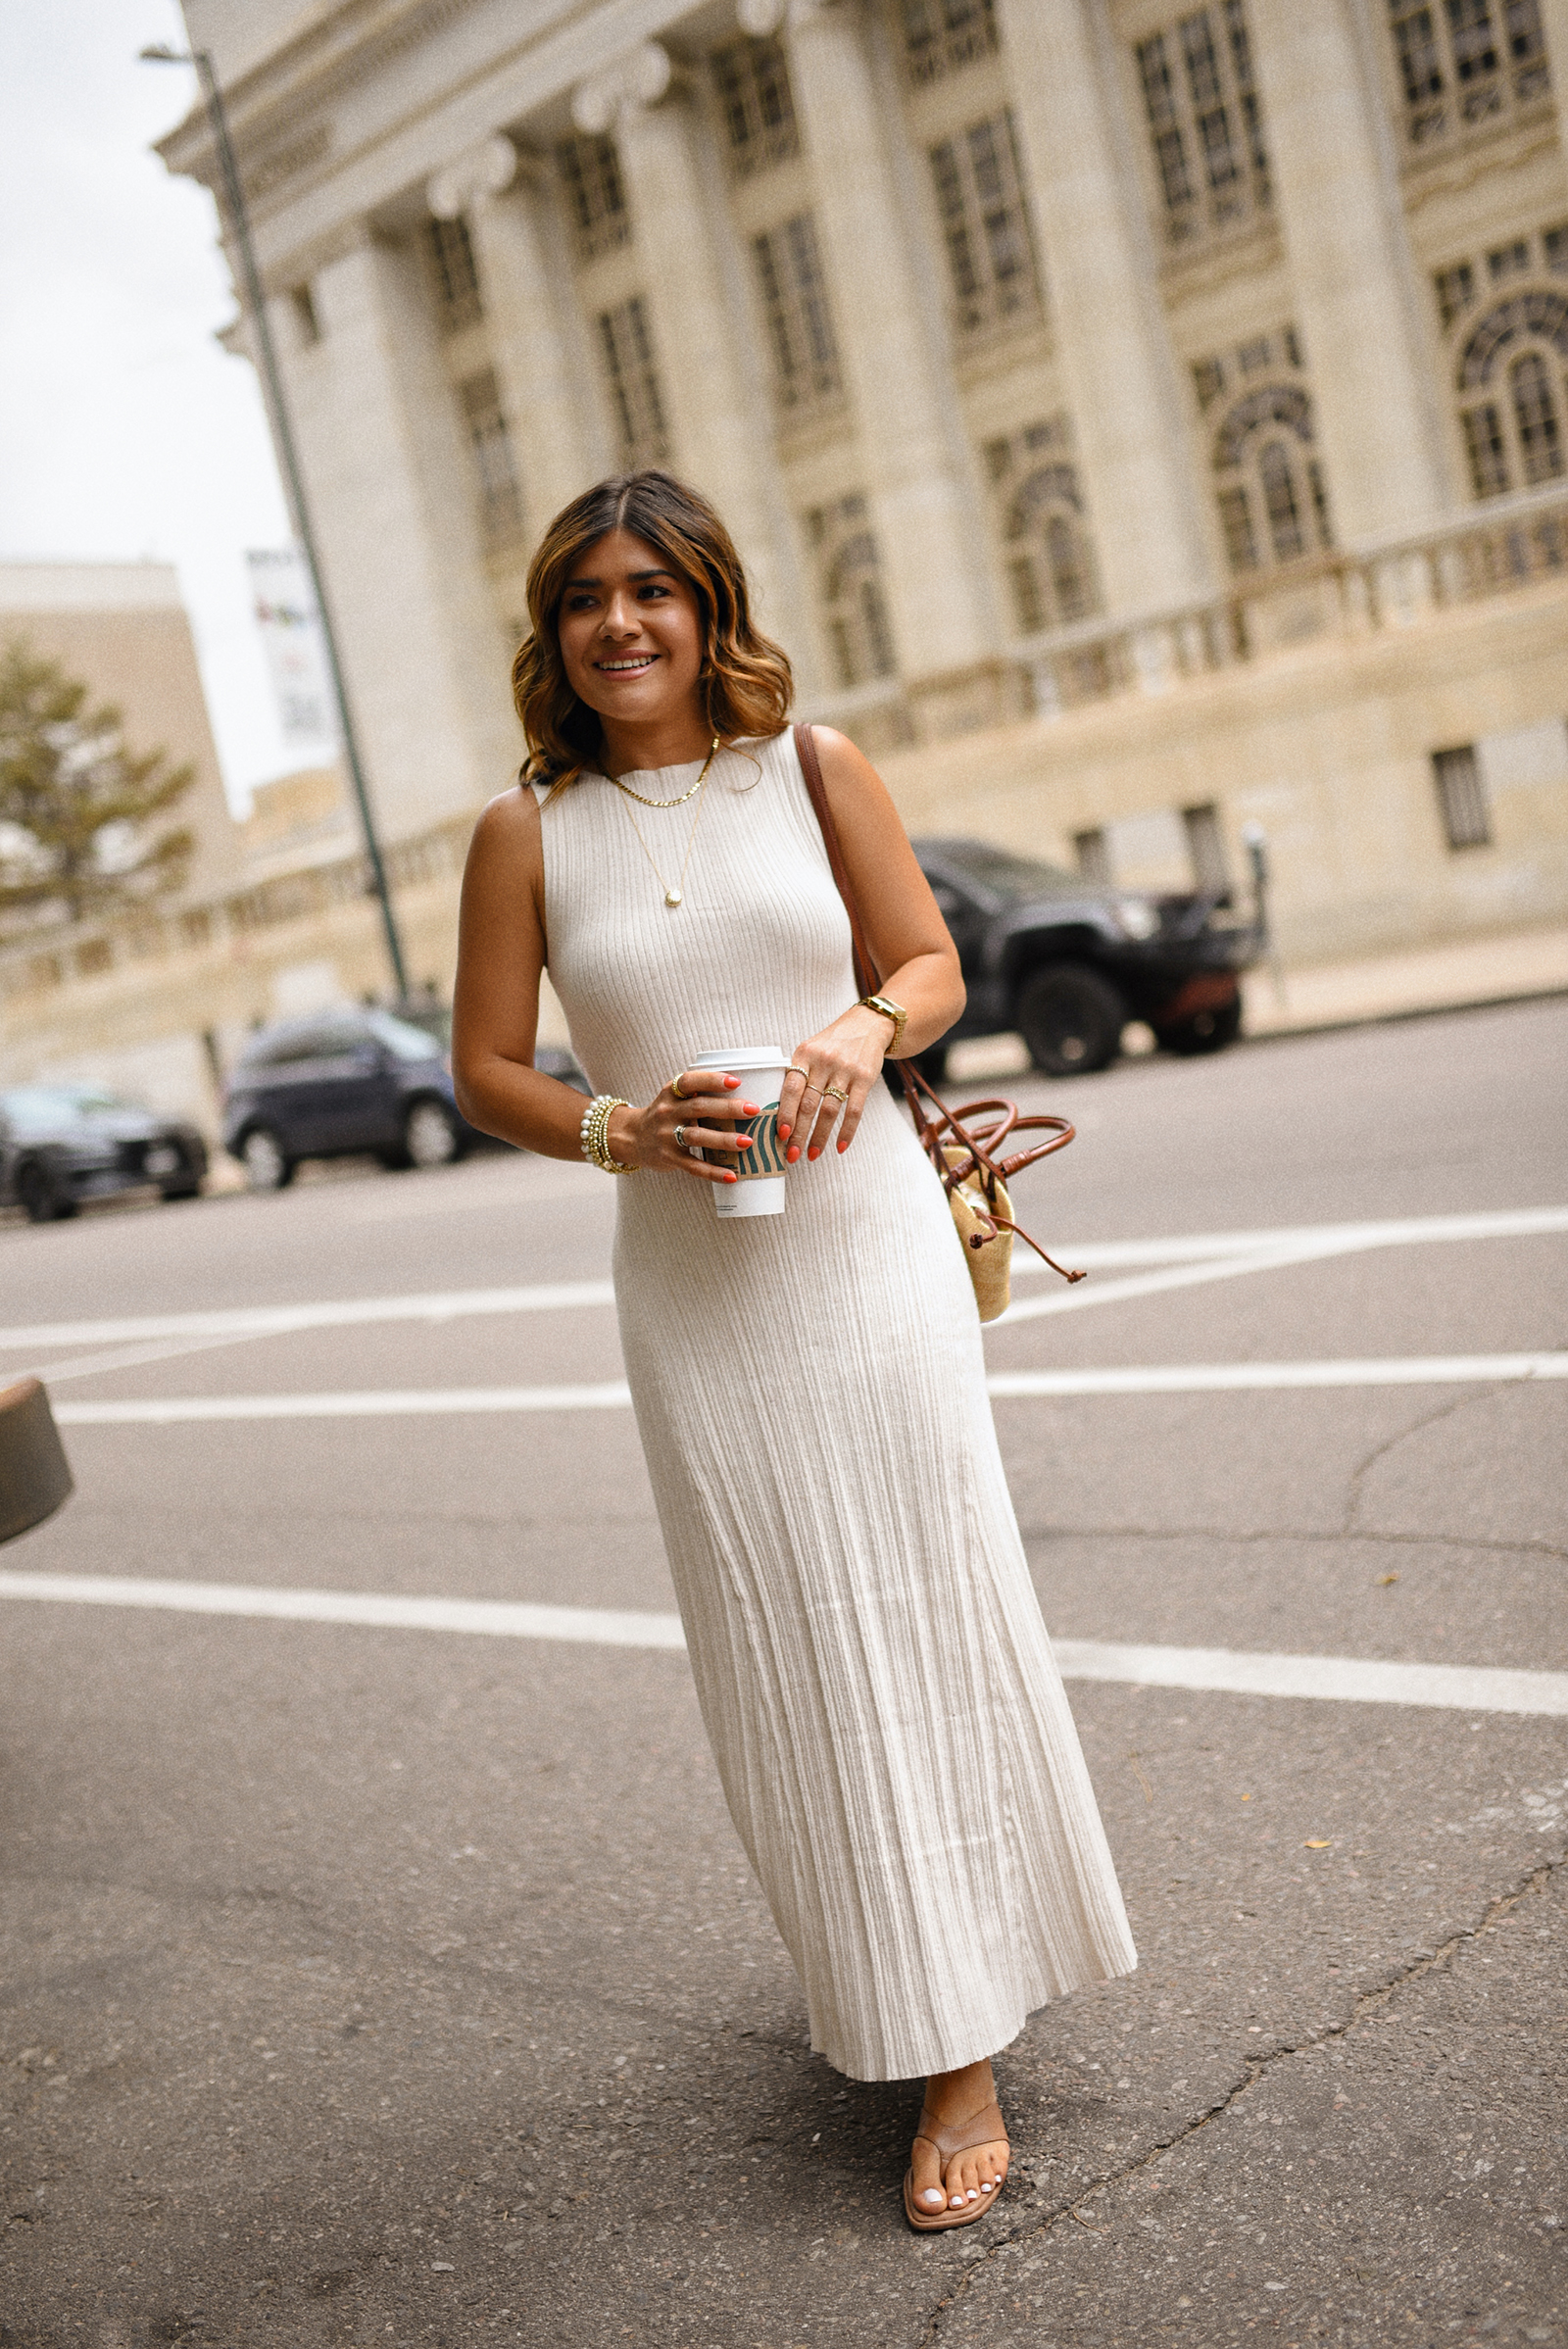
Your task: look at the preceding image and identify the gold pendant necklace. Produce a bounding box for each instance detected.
[613,738,719,907]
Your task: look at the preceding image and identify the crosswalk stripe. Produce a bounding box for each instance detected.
[4,1205,1563,1353]
[48,1352,1568,1425]
[0,1571,1560,1715]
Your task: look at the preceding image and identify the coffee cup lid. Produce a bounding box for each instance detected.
[691,1045,788,1071]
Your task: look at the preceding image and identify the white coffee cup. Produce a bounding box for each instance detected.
[691,1045,790,1218]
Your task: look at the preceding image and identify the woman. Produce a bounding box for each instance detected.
[452,470,1135,2229]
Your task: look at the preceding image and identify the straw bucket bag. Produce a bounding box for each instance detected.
[793,724,1084,1322]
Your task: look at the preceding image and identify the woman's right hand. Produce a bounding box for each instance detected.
[607,1071,762,1183]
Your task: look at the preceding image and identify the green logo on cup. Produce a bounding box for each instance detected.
[736,1099,787,1179]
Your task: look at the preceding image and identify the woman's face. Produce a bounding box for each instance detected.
[557,528,705,730]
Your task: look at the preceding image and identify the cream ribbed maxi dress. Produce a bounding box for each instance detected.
[535,730,1135,2081]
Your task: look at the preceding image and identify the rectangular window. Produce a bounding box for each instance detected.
[752,214,842,414]
[596,297,669,469]
[458,369,523,546]
[558,134,631,263]
[1136,6,1270,249]
[1073,828,1111,887]
[711,36,799,177]
[1218,484,1260,571]
[424,216,483,334]
[1487,237,1531,280]
[1432,744,1492,848]
[1386,0,1549,148]
[1434,260,1476,327]
[1461,401,1510,496]
[929,110,1042,336]
[805,496,897,688]
[898,0,1000,86]
[1183,802,1230,894]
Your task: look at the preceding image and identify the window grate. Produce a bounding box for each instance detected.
[1432,744,1492,848]
[897,0,1000,87]
[458,370,523,546]
[929,109,1042,337]
[710,37,799,178]
[1386,0,1549,150]
[805,496,898,688]
[425,216,483,333]
[752,214,842,414]
[1135,5,1271,252]
[558,134,631,263]
[596,298,669,470]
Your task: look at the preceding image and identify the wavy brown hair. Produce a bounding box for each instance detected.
[512,470,793,793]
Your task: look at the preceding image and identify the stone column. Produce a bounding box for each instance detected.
[1246,0,1451,538]
[283,227,521,841]
[431,134,602,546]
[573,43,814,674]
[994,0,1214,618]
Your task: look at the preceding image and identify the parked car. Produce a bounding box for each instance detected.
[910,838,1261,1078]
[222,1005,485,1191]
[0,1085,208,1223]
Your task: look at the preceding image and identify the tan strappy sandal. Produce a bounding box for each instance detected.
[902,2097,1009,2231]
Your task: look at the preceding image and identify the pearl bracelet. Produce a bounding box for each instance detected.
[580,1093,637,1173]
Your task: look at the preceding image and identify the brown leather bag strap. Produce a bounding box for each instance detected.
[793,720,880,1002]
[790,719,1083,1285]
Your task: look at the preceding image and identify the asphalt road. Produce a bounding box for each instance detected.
[1,997,1564,2349]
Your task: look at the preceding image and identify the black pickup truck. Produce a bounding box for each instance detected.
[910,837,1262,1079]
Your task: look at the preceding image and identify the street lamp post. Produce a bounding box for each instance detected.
[142,42,411,1001]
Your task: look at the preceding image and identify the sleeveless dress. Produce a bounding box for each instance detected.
[535,730,1135,2081]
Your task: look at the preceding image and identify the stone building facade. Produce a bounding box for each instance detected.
[9,0,1568,1115]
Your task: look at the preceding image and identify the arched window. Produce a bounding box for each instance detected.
[1001,465,1101,631]
[1211,384,1332,573]
[1455,289,1568,496]
[805,496,898,687]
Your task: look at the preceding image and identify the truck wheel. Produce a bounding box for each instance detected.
[1158,998,1244,1055]
[1015,964,1127,1077]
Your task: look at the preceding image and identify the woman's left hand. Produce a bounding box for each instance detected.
[777,1005,892,1161]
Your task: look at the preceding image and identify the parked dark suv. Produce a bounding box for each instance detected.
[912,838,1261,1078]
[222,1006,481,1191]
[0,1086,208,1222]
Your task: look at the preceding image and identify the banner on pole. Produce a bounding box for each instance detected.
[247,548,338,748]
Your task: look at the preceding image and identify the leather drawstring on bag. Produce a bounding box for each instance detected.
[793,722,1085,1319]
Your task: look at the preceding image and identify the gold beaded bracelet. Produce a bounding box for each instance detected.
[579,1094,638,1173]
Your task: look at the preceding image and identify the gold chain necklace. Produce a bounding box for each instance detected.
[616,745,719,908]
[607,735,719,808]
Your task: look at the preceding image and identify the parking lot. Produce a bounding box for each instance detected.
[1,996,1564,2348]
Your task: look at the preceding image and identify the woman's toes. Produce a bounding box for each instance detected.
[919,2185,946,2209]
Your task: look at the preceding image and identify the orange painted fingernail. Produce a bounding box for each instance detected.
[786,1146,801,1163]
[723,1171,737,1182]
[808,1147,820,1160]
[777,1122,792,1139]
[741,1101,760,1114]
[722,1074,740,1088]
[837,1140,849,1152]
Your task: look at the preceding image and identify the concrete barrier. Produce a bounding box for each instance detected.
[0,1379,74,1544]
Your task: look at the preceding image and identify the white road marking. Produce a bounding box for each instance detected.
[0,1280,617,1354]
[0,1570,1561,1715]
[985,1352,1568,1396]
[3,1207,1562,1355]
[50,1353,1568,1424]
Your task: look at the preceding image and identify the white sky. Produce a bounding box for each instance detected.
[0,1,314,811]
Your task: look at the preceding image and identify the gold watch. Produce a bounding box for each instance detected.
[858,993,908,1055]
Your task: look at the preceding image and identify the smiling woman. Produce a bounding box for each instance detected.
[510,470,792,796]
[450,468,1134,2235]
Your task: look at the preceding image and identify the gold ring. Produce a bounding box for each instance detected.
[670,1071,688,1100]
[823,1084,848,1103]
[787,1064,811,1081]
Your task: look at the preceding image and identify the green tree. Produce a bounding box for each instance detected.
[0,637,196,930]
